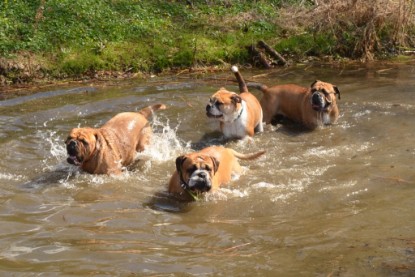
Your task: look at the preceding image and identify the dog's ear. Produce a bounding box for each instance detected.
[175,155,187,172]
[92,131,101,150]
[231,94,242,104]
[333,85,341,100]
[210,156,220,173]
[310,80,319,87]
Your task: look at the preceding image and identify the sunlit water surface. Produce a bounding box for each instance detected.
[0,62,414,276]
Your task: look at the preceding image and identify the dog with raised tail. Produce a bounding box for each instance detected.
[205,66,263,140]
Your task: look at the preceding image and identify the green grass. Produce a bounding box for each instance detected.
[274,33,335,57]
[0,0,413,84]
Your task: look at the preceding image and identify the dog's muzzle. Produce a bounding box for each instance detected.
[206,105,222,119]
[66,140,81,165]
[66,140,77,156]
[185,169,212,192]
[311,92,330,111]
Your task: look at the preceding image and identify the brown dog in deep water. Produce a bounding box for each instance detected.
[168,146,265,201]
[247,80,341,129]
[65,104,166,174]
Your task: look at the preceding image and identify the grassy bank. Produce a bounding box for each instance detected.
[1,0,414,87]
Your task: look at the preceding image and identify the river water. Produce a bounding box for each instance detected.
[0,62,414,276]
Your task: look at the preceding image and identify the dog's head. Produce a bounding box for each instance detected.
[206,88,242,122]
[175,153,220,193]
[65,128,98,166]
[310,80,340,112]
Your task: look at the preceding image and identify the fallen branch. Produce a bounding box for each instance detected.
[247,45,271,69]
[373,175,412,185]
[258,40,287,66]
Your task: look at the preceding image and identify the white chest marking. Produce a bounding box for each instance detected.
[222,101,249,139]
[322,113,331,125]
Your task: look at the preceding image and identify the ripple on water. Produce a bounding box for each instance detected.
[0,172,24,181]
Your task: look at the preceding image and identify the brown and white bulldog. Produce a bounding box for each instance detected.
[168,146,265,201]
[65,104,166,174]
[248,80,341,129]
[205,66,263,140]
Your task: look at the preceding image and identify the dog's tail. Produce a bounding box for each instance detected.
[138,103,167,118]
[246,82,269,93]
[231,149,266,160]
[231,65,249,93]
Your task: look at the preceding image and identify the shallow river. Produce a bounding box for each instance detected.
[0,62,414,276]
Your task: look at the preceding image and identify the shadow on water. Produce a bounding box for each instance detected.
[269,115,315,136]
[19,166,79,191]
[145,191,194,213]
[274,123,315,137]
[189,131,225,150]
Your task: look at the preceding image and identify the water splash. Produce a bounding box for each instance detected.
[0,173,24,181]
[204,187,249,201]
[251,182,277,189]
[135,115,191,163]
[27,114,189,189]
[353,110,371,118]
[305,146,339,158]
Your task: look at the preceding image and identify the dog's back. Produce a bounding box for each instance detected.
[103,103,166,131]
[247,82,309,124]
[138,104,167,119]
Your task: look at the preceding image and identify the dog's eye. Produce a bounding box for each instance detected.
[314,89,331,96]
[80,139,88,145]
[318,89,333,96]
[205,165,212,172]
[215,102,223,107]
[187,165,197,174]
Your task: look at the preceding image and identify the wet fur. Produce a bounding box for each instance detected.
[65,104,166,174]
[248,81,340,129]
[206,66,263,139]
[168,146,265,201]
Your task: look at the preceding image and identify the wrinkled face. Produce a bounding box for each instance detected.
[65,128,97,166]
[175,154,220,193]
[310,80,341,112]
[206,88,242,120]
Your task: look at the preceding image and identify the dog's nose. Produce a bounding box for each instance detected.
[312,93,323,105]
[68,140,76,148]
[206,104,211,112]
[197,171,207,179]
[67,140,77,154]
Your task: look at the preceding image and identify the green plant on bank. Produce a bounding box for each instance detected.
[274,33,335,57]
[0,0,282,77]
[0,0,414,84]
